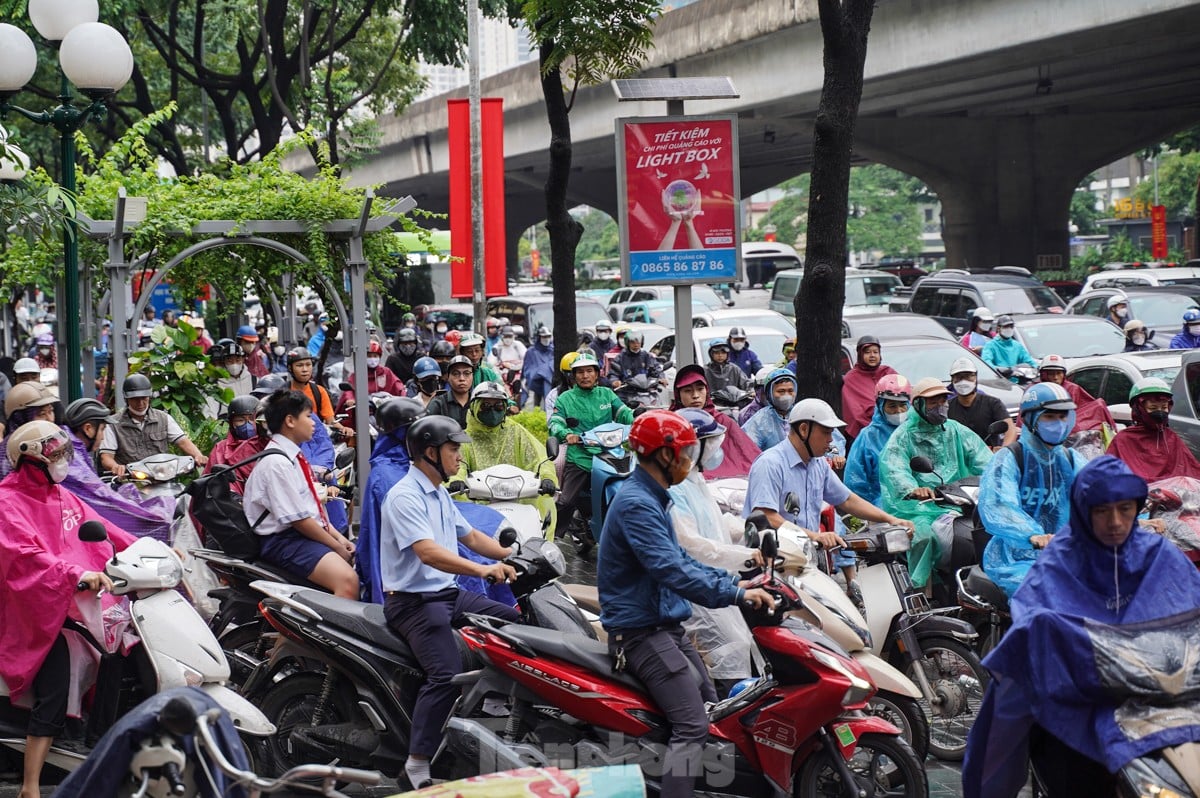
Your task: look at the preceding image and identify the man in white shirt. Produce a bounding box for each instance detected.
[242,389,358,598]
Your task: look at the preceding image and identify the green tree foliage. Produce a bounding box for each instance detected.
[846,165,923,257]
[127,319,230,435]
[745,175,810,247]
[0,0,500,174]
[0,105,431,318]
[1131,151,1200,219]
[1070,176,1102,236]
[0,126,77,291]
[515,0,658,369]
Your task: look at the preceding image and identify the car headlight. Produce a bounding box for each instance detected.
[485,475,522,500]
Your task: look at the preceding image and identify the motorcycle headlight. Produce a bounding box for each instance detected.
[813,594,872,648]
[810,648,873,706]
[884,527,911,554]
[485,475,522,500]
[595,429,625,449]
[541,541,566,576]
[154,555,184,586]
[151,462,176,482]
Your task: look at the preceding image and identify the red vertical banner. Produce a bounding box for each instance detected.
[448,98,507,299]
[1150,204,1168,259]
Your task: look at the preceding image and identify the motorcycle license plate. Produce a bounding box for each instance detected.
[834,724,856,747]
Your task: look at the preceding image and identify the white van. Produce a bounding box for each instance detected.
[769,267,902,318]
[1081,267,1200,292]
[742,242,801,288]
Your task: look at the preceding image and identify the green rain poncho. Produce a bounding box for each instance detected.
[878,412,992,587]
[454,407,559,538]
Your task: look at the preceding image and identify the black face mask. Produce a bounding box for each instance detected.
[418,377,441,395]
[1148,409,1170,424]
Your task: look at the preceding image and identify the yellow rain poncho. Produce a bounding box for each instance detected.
[454,408,559,538]
[878,410,991,587]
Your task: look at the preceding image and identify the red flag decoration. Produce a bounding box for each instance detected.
[1150,204,1168,260]
[448,98,507,299]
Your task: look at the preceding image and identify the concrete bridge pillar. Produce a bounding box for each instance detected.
[854,111,1200,270]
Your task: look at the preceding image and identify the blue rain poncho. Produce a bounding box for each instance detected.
[978,426,1088,597]
[980,335,1037,372]
[742,405,788,451]
[963,456,1200,798]
[879,412,992,587]
[845,397,901,506]
[669,470,762,680]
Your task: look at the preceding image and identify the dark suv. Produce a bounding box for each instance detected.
[904,270,1066,336]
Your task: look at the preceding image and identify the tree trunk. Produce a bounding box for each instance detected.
[539,39,584,368]
[795,0,876,412]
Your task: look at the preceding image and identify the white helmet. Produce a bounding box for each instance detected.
[949,356,977,377]
[1106,294,1129,310]
[6,419,73,474]
[754,365,776,386]
[786,398,845,429]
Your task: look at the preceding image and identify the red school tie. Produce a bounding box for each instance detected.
[296,452,331,527]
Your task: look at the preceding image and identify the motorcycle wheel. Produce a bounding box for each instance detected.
[904,635,988,762]
[794,732,927,797]
[256,672,362,779]
[866,691,929,761]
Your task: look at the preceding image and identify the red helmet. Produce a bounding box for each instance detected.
[443,330,462,348]
[629,409,699,458]
[367,340,383,356]
[875,374,911,402]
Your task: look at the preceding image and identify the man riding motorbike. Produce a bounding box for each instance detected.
[963,456,1200,798]
[726,327,762,377]
[981,315,1037,379]
[336,339,405,414]
[458,332,501,389]
[1122,318,1158,352]
[0,421,137,798]
[845,374,912,506]
[98,374,208,475]
[522,326,555,410]
[878,377,992,591]
[609,329,664,394]
[386,328,423,384]
[978,384,1088,598]
[207,395,263,472]
[407,356,444,407]
[741,368,798,451]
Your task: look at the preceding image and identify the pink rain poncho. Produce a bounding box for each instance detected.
[0,464,136,700]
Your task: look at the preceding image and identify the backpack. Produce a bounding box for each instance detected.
[186,449,290,560]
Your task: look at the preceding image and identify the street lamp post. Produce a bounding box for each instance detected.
[0,0,133,402]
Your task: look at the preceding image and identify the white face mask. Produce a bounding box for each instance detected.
[366,357,381,369]
[597,331,611,341]
[436,325,448,334]
[48,458,70,483]
[1114,307,1129,319]
[1189,325,1200,336]
[731,341,746,351]
[999,328,1015,339]
[539,336,552,346]
[885,410,908,427]
[978,322,993,333]
[1132,333,1147,346]
[700,434,726,471]
[502,336,514,344]
[226,363,244,377]
[952,379,976,396]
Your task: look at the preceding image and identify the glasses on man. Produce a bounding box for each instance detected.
[476,401,506,413]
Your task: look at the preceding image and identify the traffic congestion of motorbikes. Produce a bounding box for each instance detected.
[2,292,1200,798]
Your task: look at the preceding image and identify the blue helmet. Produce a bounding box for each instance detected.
[236,324,258,339]
[1020,383,1076,443]
[677,407,723,439]
[1184,308,1200,325]
[764,367,797,393]
[413,356,441,379]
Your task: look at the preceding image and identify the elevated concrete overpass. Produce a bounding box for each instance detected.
[300,0,1200,270]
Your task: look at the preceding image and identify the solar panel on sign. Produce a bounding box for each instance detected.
[611,77,738,101]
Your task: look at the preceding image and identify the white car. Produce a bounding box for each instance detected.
[649,325,786,370]
[1081,266,1200,292]
[607,284,731,321]
[692,308,794,337]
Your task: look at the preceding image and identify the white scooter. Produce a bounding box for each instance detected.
[0,521,274,774]
[462,463,557,542]
[121,453,196,501]
[770,519,930,760]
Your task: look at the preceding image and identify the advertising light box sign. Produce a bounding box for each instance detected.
[616,116,742,286]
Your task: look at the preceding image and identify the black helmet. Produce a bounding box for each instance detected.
[251,373,290,397]
[396,328,418,344]
[226,395,260,418]
[123,373,153,399]
[64,398,111,430]
[406,415,471,460]
[287,347,313,367]
[377,397,427,435]
[856,335,881,353]
[207,343,228,361]
[430,340,456,359]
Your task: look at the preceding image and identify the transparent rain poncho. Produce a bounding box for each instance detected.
[879,410,992,587]
[978,424,1088,598]
[455,406,559,538]
[669,469,763,680]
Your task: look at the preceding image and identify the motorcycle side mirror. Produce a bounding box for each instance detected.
[338,382,352,392]
[783,492,801,515]
[744,511,771,548]
[78,520,108,543]
[986,420,1009,436]
[158,696,198,737]
[760,530,778,562]
[909,456,936,474]
[546,437,560,459]
[335,447,355,469]
[498,526,519,549]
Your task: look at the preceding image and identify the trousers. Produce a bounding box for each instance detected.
[384,588,519,757]
[610,625,716,798]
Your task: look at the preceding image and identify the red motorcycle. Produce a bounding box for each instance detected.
[438,533,927,797]
[1146,476,1200,569]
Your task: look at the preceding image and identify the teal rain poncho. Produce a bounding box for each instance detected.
[879,412,992,587]
[454,407,559,538]
[978,426,1088,598]
[845,396,901,506]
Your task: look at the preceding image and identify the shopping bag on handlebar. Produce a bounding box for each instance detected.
[185,449,289,560]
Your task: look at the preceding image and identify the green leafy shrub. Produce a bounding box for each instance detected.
[510,409,549,445]
[127,320,231,439]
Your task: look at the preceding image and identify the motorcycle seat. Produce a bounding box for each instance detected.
[964,566,1009,613]
[292,590,416,660]
[501,624,647,693]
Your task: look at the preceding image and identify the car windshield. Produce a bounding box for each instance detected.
[882,341,1007,385]
[1017,319,1126,359]
[845,275,901,306]
[982,286,1064,314]
[427,308,472,330]
[692,285,724,309]
[1145,365,1182,385]
[705,313,794,336]
[528,300,609,334]
[1130,293,1200,329]
[1157,278,1200,287]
